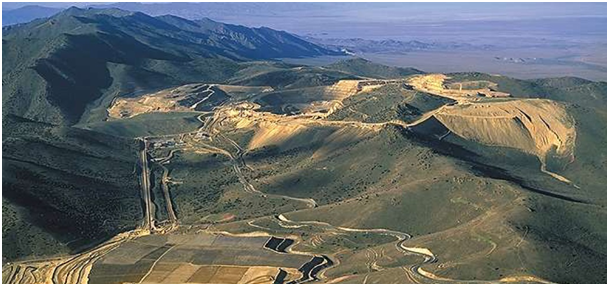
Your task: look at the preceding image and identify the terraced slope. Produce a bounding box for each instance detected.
[436,100,575,178]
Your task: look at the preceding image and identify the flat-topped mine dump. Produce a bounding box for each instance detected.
[108,84,271,118]
[408,74,511,100]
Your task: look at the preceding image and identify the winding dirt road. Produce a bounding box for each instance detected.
[218,133,318,209]
[189,85,215,109]
[273,214,550,284]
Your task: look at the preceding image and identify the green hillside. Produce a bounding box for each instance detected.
[2,115,142,260]
[446,72,607,107]
[228,65,359,89]
[326,58,423,79]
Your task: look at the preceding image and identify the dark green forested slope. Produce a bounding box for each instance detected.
[2,115,142,260]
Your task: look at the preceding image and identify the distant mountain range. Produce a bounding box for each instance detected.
[1,3,332,27]
[2,5,63,26]
[3,4,495,55]
[302,37,496,54]
[0,4,507,57]
[2,7,341,125]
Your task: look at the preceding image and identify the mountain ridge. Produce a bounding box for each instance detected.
[2,7,342,126]
[2,5,62,26]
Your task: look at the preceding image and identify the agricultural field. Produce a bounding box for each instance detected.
[88,233,312,284]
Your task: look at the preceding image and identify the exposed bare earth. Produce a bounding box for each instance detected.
[409,74,510,101]
[435,100,576,161]
[108,84,272,119]
[410,74,577,183]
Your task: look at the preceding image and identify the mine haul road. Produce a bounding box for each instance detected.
[156,149,179,224]
[138,138,154,231]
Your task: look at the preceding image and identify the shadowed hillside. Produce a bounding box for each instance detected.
[2,115,142,260]
[2,7,341,125]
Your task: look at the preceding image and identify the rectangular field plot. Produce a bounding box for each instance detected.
[167,233,217,246]
[212,235,269,248]
[134,235,168,246]
[158,263,202,283]
[238,266,282,284]
[98,241,161,265]
[140,262,180,283]
[141,264,281,283]
[157,247,198,263]
[187,265,221,283]
[89,261,155,284]
[209,266,249,283]
[190,249,311,268]
[89,233,313,284]
[89,245,173,283]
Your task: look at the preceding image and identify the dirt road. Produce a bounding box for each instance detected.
[274,214,551,284]
[138,138,154,231]
[189,85,215,109]
[155,149,179,224]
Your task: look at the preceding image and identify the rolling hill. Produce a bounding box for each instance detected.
[326,58,423,79]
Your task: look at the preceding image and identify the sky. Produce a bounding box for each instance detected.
[3,2,605,43]
[2,2,606,79]
[3,2,606,20]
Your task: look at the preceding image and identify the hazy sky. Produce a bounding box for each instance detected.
[3,2,606,44]
[3,2,606,20]
[2,2,606,79]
